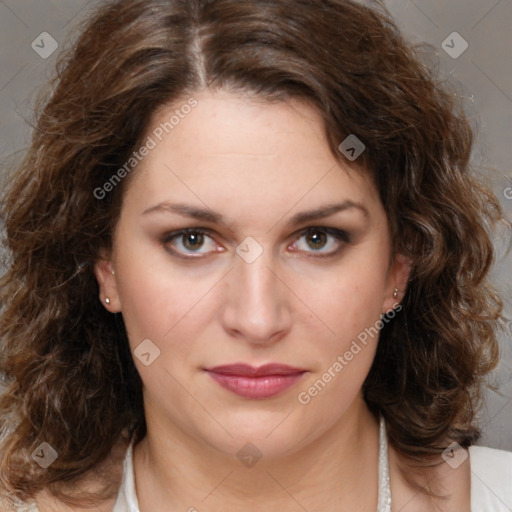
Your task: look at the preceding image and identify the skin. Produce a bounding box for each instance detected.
[90,90,470,511]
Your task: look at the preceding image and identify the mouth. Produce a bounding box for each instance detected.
[204,363,308,399]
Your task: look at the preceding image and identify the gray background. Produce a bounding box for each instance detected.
[0,1,511,450]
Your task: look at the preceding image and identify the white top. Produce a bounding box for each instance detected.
[9,433,512,511]
[112,443,512,512]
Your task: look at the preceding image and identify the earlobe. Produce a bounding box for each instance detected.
[383,253,412,314]
[93,257,122,312]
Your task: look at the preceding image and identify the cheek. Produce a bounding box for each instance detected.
[317,253,389,342]
[295,264,386,420]
[112,227,220,346]
[113,256,213,398]
[315,252,389,398]
[114,257,168,344]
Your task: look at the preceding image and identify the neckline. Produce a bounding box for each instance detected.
[117,415,392,512]
[377,415,392,511]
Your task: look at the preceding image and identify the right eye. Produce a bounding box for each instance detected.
[162,228,225,258]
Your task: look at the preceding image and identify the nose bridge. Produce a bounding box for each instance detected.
[222,241,291,342]
[240,253,274,301]
[234,235,276,296]
[235,246,279,313]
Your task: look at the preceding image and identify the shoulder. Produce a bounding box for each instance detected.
[470,445,512,511]
[0,439,128,512]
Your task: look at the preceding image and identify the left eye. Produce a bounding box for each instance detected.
[290,227,350,255]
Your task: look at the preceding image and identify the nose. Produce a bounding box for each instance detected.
[220,250,293,346]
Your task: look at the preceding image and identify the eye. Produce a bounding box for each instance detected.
[161,226,350,259]
[289,227,350,256]
[162,228,223,257]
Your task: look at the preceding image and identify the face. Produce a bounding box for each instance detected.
[95,90,410,459]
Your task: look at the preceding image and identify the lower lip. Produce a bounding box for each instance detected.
[206,372,306,399]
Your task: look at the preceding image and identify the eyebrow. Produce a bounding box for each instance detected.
[141,200,369,226]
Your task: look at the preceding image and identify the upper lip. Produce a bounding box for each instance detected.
[205,363,307,377]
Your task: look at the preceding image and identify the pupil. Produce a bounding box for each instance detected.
[307,230,327,250]
[183,232,204,250]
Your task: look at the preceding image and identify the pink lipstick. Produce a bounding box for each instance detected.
[204,363,307,399]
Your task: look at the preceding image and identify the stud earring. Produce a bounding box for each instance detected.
[393,288,399,299]
[105,297,111,304]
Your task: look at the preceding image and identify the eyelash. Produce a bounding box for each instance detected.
[161,226,352,260]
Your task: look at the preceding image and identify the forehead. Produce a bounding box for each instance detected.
[122,90,382,225]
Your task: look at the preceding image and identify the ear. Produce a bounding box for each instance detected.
[93,251,122,312]
[382,253,412,314]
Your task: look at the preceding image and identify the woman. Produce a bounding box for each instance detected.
[1,0,511,510]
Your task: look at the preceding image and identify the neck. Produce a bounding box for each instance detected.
[133,399,380,511]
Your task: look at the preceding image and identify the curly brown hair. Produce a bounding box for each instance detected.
[0,0,507,506]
